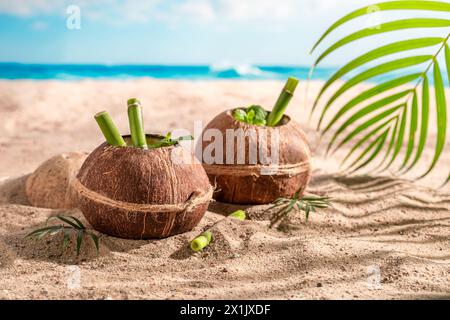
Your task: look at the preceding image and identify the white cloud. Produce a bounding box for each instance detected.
[0,0,375,24]
[219,0,296,21]
[172,0,216,22]
[0,0,63,16]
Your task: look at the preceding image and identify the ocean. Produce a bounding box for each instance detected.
[1,63,445,86]
[0,63,336,81]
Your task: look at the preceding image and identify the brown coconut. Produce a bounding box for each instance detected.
[25,152,88,209]
[72,135,212,239]
[200,110,312,204]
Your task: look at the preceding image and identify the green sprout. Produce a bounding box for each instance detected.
[232,77,299,127]
[26,214,101,256]
[233,105,268,126]
[267,191,331,228]
[148,132,194,148]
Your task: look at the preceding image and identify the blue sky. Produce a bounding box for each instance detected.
[0,0,448,66]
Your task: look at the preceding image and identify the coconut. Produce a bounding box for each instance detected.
[200,110,311,204]
[25,152,88,209]
[72,135,213,239]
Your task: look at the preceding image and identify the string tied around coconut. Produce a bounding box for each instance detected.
[71,178,214,214]
[203,161,311,177]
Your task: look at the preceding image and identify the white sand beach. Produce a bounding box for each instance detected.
[0,79,449,299]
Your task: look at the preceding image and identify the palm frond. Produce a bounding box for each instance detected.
[267,193,332,228]
[310,0,450,184]
[317,56,431,127]
[311,1,450,54]
[419,59,448,177]
[27,214,101,256]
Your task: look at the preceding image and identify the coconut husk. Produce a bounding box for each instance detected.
[200,110,312,204]
[25,152,88,209]
[72,137,212,239]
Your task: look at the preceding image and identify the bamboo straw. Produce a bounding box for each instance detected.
[94,111,126,147]
[190,210,246,252]
[190,230,212,252]
[127,98,148,149]
[266,77,299,127]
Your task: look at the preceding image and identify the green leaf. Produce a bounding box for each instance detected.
[310,1,450,53]
[62,228,72,251]
[76,229,84,256]
[26,226,62,239]
[304,205,310,222]
[342,116,397,165]
[405,75,430,172]
[446,44,450,85]
[314,19,450,66]
[444,173,450,186]
[322,73,421,135]
[313,38,442,111]
[347,130,389,173]
[382,104,408,170]
[63,215,85,229]
[175,135,194,141]
[377,116,400,170]
[246,105,268,126]
[318,55,431,128]
[400,91,419,170]
[233,108,247,122]
[48,215,80,229]
[328,92,409,152]
[419,60,447,177]
[246,109,255,123]
[89,233,100,253]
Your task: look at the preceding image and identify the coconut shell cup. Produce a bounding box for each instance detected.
[200,110,312,204]
[72,135,213,239]
[26,152,88,209]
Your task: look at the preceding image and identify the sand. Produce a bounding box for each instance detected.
[0,79,449,300]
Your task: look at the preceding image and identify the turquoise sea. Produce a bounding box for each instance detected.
[1,63,446,86]
[0,63,335,80]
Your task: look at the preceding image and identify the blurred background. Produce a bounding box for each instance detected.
[2,0,447,80]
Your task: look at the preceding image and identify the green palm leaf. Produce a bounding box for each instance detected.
[400,92,419,170]
[342,116,398,165]
[419,60,447,177]
[445,174,450,185]
[311,0,450,183]
[446,44,450,82]
[382,104,408,171]
[311,1,450,53]
[405,75,430,172]
[317,55,431,128]
[314,19,450,66]
[328,92,409,152]
[313,38,442,112]
[347,130,389,173]
[322,73,422,134]
[377,116,401,170]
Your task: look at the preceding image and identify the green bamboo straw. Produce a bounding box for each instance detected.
[228,210,246,221]
[266,77,299,127]
[127,98,148,149]
[190,230,212,252]
[94,111,126,147]
[190,210,246,252]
